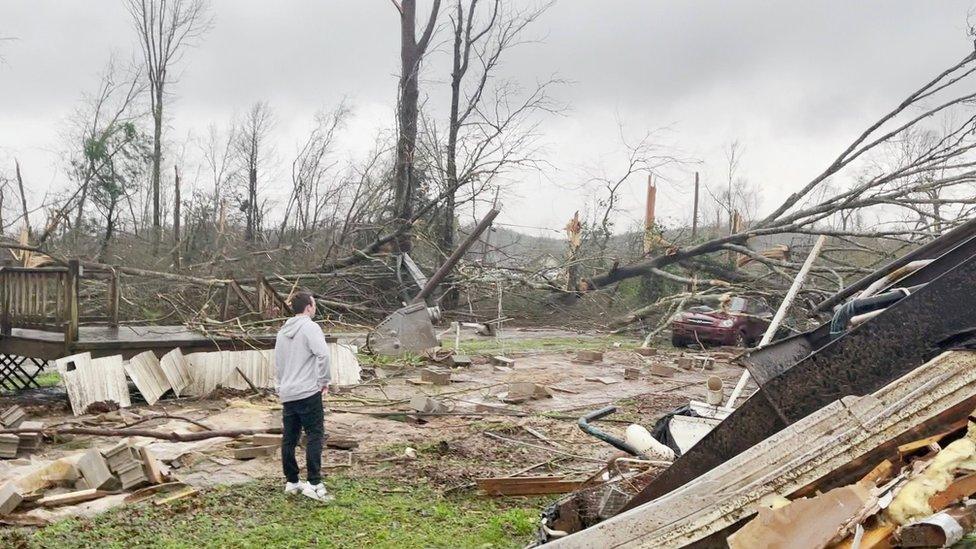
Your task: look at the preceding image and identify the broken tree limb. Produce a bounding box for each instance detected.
[724,234,827,411]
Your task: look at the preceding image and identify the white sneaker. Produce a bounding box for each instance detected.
[285,481,308,495]
[301,482,334,503]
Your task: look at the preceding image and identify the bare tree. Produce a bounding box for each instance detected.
[234,101,276,243]
[126,0,212,256]
[280,104,349,241]
[590,50,976,327]
[390,0,442,252]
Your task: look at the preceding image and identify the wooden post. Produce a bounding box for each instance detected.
[724,235,828,410]
[173,166,182,271]
[643,174,657,255]
[691,172,699,239]
[108,267,119,327]
[65,260,80,345]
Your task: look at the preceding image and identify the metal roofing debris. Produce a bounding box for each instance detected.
[329,343,362,386]
[123,351,172,406]
[159,348,192,397]
[56,352,131,416]
[549,350,976,548]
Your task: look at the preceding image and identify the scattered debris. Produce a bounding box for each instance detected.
[0,435,18,458]
[449,355,472,368]
[491,356,516,368]
[409,396,448,414]
[57,353,131,416]
[0,405,27,428]
[623,368,641,380]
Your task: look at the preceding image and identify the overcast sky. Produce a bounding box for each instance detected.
[1,1,974,237]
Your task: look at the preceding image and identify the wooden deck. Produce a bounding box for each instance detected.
[0,325,277,361]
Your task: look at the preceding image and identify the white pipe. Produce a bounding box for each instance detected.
[706,375,724,406]
[724,234,827,411]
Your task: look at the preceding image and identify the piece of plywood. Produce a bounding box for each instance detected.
[727,484,871,549]
[476,477,582,496]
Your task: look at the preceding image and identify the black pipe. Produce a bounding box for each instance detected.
[829,284,925,336]
[577,406,646,458]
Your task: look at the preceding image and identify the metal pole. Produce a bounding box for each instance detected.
[724,234,828,410]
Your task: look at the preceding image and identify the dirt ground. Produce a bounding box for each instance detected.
[0,330,753,525]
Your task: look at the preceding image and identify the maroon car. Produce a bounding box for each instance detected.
[670,297,772,348]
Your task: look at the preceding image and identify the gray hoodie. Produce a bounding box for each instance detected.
[275,315,331,403]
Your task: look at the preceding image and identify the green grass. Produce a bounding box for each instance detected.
[2,477,542,549]
[34,371,61,388]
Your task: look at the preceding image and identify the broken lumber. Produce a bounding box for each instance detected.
[476,476,583,496]
[899,505,976,547]
[0,426,283,442]
[36,488,104,507]
[546,351,976,548]
[0,483,23,515]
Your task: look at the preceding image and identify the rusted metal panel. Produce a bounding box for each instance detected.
[624,252,976,512]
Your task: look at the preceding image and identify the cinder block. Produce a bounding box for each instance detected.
[575,351,604,363]
[115,460,148,490]
[16,421,43,452]
[448,355,472,368]
[624,368,641,380]
[420,368,451,386]
[0,434,19,459]
[0,406,26,429]
[253,434,283,447]
[0,482,23,515]
[77,448,114,490]
[490,356,516,367]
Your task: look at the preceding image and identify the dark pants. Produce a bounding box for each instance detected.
[281,393,325,485]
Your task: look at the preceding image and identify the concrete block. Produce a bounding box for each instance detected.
[624,368,641,380]
[233,445,278,460]
[77,448,114,490]
[0,405,26,428]
[409,395,448,414]
[0,482,23,515]
[649,364,678,377]
[449,355,472,368]
[490,356,516,367]
[253,434,283,447]
[103,442,141,473]
[16,421,43,452]
[421,367,451,386]
[115,460,148,490]
[575,350,604,363]
[635,348,658,357]
[0,434,19,458]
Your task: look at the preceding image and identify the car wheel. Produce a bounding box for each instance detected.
[733,331,747,348]
[671,334,686,348]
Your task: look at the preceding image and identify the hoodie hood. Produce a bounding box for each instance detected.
[280,315,312,338]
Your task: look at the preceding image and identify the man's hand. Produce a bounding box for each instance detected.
[321,384,329,397]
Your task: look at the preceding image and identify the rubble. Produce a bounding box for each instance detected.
[498,382,552,404]
[420,367,451,386]
[574,351,604,364]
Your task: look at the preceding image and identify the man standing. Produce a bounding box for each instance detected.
[275,291,333,502]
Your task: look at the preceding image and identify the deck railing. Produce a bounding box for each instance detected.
[0,260,119,343]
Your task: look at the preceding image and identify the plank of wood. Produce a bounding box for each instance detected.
[475,476,582,496]
[897,419,967,456]
[37,488,103,507]
[140,446,166,485]
[929,473,976,510]
[153,487,198,505]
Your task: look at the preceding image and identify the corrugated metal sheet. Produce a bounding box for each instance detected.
[329,343,361,387]
[159,348,192,397]
[55,352,131,416]
[123,351,171,405]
